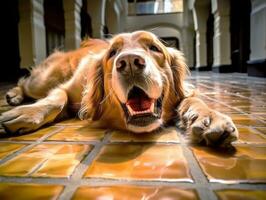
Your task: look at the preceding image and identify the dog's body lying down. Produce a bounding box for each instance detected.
[0,31,238,147]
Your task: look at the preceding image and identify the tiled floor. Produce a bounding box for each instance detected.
[0,72,265,200]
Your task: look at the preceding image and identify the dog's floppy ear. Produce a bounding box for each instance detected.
[79,57,105,120]
[167,47,189,100]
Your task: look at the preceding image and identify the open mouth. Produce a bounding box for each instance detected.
[122,86,162,127]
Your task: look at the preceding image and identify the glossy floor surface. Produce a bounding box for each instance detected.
[0,72,265,200]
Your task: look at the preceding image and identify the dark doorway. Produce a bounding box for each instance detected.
[0,1,21,81]
[81,0,93,38]
[230,0,251,73]
[161,37,180,49]
[44,0,65,55]
[206,12,214,70]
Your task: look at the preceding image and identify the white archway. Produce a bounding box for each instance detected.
[145,26,182,50]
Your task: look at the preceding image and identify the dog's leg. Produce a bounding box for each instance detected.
[178,97,238,147]
[1,87,68,134]
[5,51,72,106]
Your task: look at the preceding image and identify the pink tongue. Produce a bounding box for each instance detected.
[127,97,152,111]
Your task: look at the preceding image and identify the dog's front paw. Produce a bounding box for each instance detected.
[0,105,47,134]
[188,110,238,147]
[6,87,24,106]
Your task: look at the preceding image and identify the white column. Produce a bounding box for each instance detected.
[64,0,82,50]
[211,0,231,70]
[182,28,194,67]
[182,0,195,67]
[247,0,266,77]
[249,0,266,61]
[18,0,46,68]
[87,0,106,38]
[192,5,208,69]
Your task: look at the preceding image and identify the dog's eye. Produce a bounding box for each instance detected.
[109,49,117,58]
[149,45,160,52]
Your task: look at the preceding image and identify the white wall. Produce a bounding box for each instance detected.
[106,0,127,35]
[126,13,184,51]
[126,13,183,32]
[250,0,266,61]
[146,26,181,38]
[125,12,195,65]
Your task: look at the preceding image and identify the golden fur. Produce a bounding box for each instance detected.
[1,31,238,147]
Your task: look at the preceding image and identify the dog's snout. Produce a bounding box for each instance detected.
[133,56,145,69]
[116,54,146,73]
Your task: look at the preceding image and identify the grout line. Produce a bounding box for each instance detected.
[178,128,218,200]
[0,140,181,145]
[0,126,65,165]
[1,140,100,145]
[200,78,266,91]
[57,130,112,200]
[197,83,265,103]
[199,93,266,125]
[0,176,265,189]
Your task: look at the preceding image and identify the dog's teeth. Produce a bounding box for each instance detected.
[126,103,155,116]
[126,105,134,115]
[151,103,155,112]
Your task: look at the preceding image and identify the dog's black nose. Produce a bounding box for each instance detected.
[116,54,146,74]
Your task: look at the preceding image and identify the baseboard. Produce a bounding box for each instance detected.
[247,58,266,77]
[189,66,196,71]
[212,64,233,73]
[196,65,211,71]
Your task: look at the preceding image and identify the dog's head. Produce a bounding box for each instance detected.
[80,31,188,133]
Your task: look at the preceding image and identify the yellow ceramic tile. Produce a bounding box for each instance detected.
[72,186,199,200]
[209,106,239,113]
[229,114,266,127]
[0,144,92,177]
[215,189,266,200]
[0,183,63,200]
[237,127,266,144]
[6,127,60,141]
[227,102,258,107]
[192,146,266,183]
[0,144,62,176]
[32,144,92,177]
[54,119,88,126]
[256,127,266,134]
[0,106,11,114]
[239,107,266,113]
[84,144,192,181]
[47,126,105,141]
[110,127,180,143]
[0,143,26,159]
[0,99,7,106]
[252,113,266,121]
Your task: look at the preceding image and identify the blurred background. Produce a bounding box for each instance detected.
[1,0,265,81]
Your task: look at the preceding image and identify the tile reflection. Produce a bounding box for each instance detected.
[0,183,63,200]
[72,186,199,200]
[0,143,26,159]
[192,146,266,183]
[229,114,266,127]
[215,189,266,200]
[0,144,92,177]
[47,126,105,141]
[110,127,180,143]
[0,127,60,141]
[237,127,266,144]
[85,144,192,181]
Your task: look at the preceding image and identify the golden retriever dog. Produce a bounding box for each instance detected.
[0,31,238,147]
